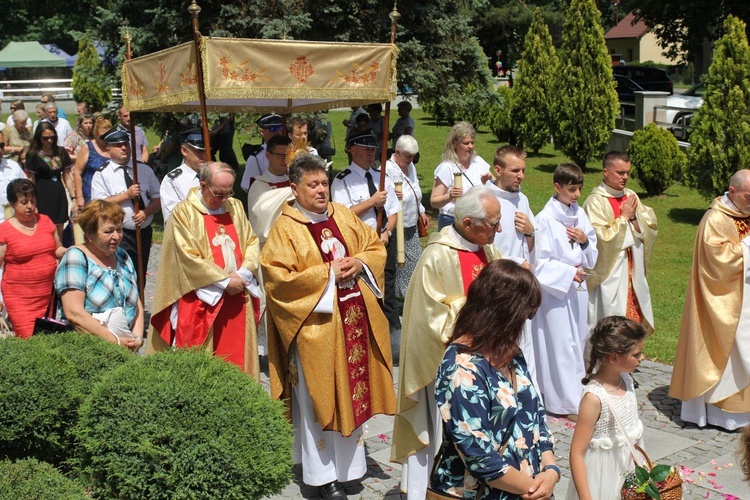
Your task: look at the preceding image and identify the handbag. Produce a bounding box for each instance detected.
[0,314,13,339]
[403,174,429,237]
[33,290,71,335]
[601,382,683,500]
[427,364,517,499]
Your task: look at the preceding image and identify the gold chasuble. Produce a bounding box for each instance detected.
[391,229,501,463]
[260,202,396,437]
[147,188,260,378]
[670,198,750,412]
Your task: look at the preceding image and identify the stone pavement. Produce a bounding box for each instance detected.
[143,245,748,499]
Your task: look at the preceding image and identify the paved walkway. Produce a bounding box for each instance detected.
[143,245,748,499]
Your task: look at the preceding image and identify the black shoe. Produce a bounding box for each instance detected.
[318,480,347,499]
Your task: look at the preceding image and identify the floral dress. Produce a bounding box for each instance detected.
[432,344,555,499]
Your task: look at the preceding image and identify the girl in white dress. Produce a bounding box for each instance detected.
[567,316,647,500]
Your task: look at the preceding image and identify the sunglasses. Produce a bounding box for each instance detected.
[41,136,56,141]
[265,125,283,133]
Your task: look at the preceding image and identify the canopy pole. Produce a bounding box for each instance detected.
[377,1,401,232]
[189,0,213,160]
[124,29,145,298]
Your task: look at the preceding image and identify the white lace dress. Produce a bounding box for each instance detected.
[566,375,645,500]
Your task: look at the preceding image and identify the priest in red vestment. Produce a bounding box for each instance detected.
[147,162,262,378]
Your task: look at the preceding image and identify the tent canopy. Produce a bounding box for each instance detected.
[43,44,76,67]
[0,41,67,68]
[122,37,398,114]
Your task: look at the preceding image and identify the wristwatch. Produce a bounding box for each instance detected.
[524,230,535,238]
[542,464,561,480]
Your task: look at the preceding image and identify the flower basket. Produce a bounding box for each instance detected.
[621,445,682,500]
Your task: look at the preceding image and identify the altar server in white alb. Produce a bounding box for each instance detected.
[532,163,598,417]
[484,145,539,382]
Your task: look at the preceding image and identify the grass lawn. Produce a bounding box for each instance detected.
[44,109,707,364]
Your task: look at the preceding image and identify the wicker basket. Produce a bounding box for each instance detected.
[621,444,683,500]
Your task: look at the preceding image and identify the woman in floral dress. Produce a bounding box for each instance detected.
[431,260,561,499]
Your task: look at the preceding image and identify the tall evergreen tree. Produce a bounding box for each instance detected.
[72,38,111,113]
[510,8,558,153]
[552,0,618,168]
[686,15,750,198]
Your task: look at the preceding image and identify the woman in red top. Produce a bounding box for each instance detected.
[0,179,65,338]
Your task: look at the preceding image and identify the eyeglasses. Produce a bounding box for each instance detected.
[266,125,283,133]
[41,135,56,141]
[269,151,286,159]
[207,185,234,200]
[477,218,501,230]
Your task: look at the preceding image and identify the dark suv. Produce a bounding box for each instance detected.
[612,66,673,94]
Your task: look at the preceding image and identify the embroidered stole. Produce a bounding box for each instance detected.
[457,249,489,295]
[168,213,250,371]
[307,218,373,428]
[606,196,643,324]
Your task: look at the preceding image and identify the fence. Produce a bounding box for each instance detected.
[610,91,692,153]
[1,79,121,115]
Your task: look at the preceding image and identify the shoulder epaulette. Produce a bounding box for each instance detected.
[241,143,264,161]
[335,169,351,180]
[96,163,108,172]
[167,168,183,179]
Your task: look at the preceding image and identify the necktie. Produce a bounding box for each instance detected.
[122,166,148,210]
[365,171,377,197]
[364,170,384,230]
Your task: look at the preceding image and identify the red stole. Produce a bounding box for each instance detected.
[156,213,251,371]
[606,195,643,325]
[306,217,373,429]
[269,180,290,188]
[457,249,489,295]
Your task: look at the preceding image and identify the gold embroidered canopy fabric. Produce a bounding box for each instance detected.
[122,37,398,113]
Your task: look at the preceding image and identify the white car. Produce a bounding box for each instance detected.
[665,83,705,139]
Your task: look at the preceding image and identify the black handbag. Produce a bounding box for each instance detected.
[33,290,71,335]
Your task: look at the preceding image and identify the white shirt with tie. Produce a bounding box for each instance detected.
[91,160,161,230]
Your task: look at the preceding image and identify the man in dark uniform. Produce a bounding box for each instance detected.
[159,128,206,222]
[240,113,284,192]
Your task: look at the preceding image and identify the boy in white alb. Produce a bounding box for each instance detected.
[532,163,598,417]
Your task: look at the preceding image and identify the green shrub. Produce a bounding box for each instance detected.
[628,123,687,196]
[0,458,88,499]
[489,86,514,143]
[74,349,293,499]
[0,333,135,465]
[0,338,78,463]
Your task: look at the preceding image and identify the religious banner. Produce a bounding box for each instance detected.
[122,37,398,113]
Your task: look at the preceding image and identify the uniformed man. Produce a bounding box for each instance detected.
[91,128,161,290]
[240,113,284,192]
[160,128,207,222]
[331,129,402,359]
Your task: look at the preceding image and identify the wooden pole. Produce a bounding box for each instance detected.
[124,29,145,298]
[377,1,401,231]
[189,0,213,160]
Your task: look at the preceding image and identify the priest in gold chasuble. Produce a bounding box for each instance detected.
[147,162,261,378]
[260,154,395,498]
[671,170,750,431]
[391,187,502,499]
[583,151,657,334]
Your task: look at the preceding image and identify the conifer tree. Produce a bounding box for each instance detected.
[686,15,750,198]
[72,38,111,113]
[510,8,558,153]
[552,0,618,168]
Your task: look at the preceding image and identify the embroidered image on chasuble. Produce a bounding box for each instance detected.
[261,202,396,437]
[670,197,750,413]
[148,189,260,378]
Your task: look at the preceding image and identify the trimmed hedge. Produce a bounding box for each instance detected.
[628,123,687,196]
[74,349,293,499]
[0,458,88,499]
[0,333,136,465]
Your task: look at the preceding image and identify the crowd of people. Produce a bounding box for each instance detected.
[1,95,750,500]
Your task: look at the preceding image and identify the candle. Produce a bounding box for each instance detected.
[394,178,405,268]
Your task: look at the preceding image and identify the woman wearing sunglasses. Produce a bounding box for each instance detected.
[25,121,74,240]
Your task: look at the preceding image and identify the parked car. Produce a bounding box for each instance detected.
[615,74,645,117]
[665,82,705,139]
[612,66,673,94]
